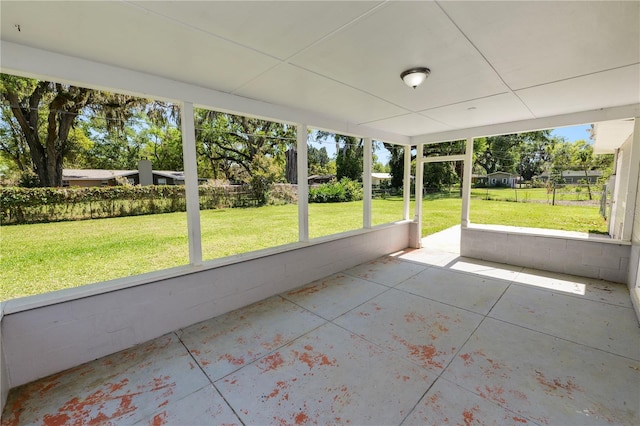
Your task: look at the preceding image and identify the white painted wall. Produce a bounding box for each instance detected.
[0,305,8,411]
[627,131,640,322]
[461,225,631,283]
[611,135,634,239]
[1,223,409,389]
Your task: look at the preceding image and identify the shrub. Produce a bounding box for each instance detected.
[308,178,363,203]
[268,184,297,205]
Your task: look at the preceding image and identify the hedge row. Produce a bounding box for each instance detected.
[0,184,281,225]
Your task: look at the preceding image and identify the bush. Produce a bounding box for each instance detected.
[268,184,297,205]
[0,183,297,225]
[308,178,363,203]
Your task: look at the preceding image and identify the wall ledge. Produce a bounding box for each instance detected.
[461,224,630,284]
[466,223,630,246]
[3,221,410,316]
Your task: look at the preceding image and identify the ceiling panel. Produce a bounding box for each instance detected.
[421,93,535,128]
[0,1,637,138]
[234,64,407,124]
[516,64,640,118]
[363,113,453,137]
[1,1,280,93]
[440,1,640,90]
[131,1,383,60]
[290,1,508,112]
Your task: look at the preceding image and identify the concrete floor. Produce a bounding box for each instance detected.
[2,228,639,425]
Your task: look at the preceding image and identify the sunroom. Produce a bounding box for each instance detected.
[0,1,639,424]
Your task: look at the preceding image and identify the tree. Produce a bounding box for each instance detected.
[195,110,294,202]
[474,131,552,179]
[385,144,405,190]
[308,145,331,175]
[568,140,613,200]
[0,74,151,186]
[517,136,555,181]
[315,132,363,181]
[1,76,94,186]
[0,103,30,174]
[550,140,573,185]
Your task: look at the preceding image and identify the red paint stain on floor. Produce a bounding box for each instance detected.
[404,312,426,323]
[261,352,285,372]
[434,321,449,333]
[512,416,529,423]
[219,353,245,366]
[294,411,309,424]
[534,371,583,397]
[509,389,528,401]
[296,349,337,370]
[460,353,473,366]
[41,413,71,426]
[476,385,507,405]
[392,334,445,369]
[261,333,285,350]
[151,411,168,425]
[109,378,129,393]
[462,409,474,425]
[287,285,321,296]
[262,381,291,405]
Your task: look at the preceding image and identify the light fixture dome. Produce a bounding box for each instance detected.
[400,67,431,89]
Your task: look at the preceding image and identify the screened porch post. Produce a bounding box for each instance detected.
[180,101,203,266]
[297,123,309,242]
[461,137,474,228]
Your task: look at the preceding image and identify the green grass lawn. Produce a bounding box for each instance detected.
[0,197,607,300]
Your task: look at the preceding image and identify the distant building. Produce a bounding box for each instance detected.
[537,170,603,184]
[371,173,392,187]
[473,172,517,188]
[307,175,335,185]
[487,172,517,188]
[62,160,199,187]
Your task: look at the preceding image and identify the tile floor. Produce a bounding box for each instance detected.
[2,230,639,425]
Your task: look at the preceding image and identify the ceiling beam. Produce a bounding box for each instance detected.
[411,103,640,144]
[0,41,411,145]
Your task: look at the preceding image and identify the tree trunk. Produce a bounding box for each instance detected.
[285,148,297,184]
[584,169,593,201]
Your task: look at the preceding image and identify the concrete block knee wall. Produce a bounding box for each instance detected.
[0,223,410,399]
[461,226,630,283]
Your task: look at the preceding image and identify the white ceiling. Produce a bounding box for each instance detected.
[1,1,639,138]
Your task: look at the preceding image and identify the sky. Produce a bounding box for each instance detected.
[549,124,592,143]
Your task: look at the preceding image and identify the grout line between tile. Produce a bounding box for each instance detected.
[174,331,247,426]
[483,315,640,363]
[508,280,635,309]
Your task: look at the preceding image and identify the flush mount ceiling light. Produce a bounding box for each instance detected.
[400,67,431,89]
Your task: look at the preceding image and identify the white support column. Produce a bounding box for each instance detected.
[415,144,424,223]
[622,118,640,241]
[403,145,411,221]
[180,102,202,266]
[461,137,474,228]
[409,143,425,248]
[363,137,373,228]
[297,123,309,242]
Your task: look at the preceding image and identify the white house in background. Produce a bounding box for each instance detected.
[487,171,517,188]
[537,169,603,184]
[62,160,206,187]
[371,172,392,187]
